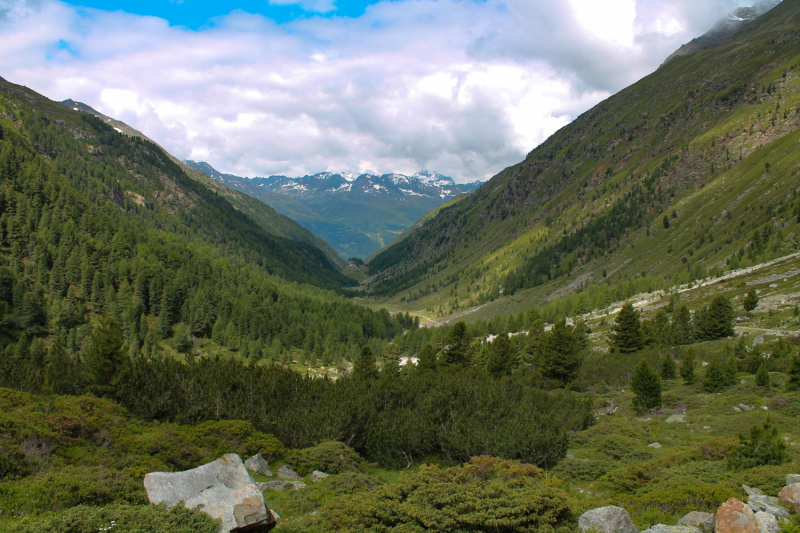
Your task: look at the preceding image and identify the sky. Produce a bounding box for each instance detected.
[0,0,764,182]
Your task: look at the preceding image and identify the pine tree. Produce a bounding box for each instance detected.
[173,323,191,353]
[703,355,728,392]
[487,336,514,377]
[743,288,759,313]
[680,349,696,384]
[661,354,677,380]
[83,318,128,399]
[611,303,643,353]
[696,296,736,341]
[663,215,670,229]
[786,356,800,392]
[631,359,662,413]
[440,322,471,365]
[538,319,583,385]
[755,363,771,389]
[727,416,787,471]
[671,306,692,345]
[352,346,379,379]
[723,356,739,386]
[417,344,437,371]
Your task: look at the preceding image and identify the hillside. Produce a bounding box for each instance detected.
[362,0,800,324]
[58,101,345,269]
[186,161,480,259]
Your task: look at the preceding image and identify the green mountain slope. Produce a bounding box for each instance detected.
[362,0,800,321]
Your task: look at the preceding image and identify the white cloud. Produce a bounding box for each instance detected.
[0,0,759,181]
[268,0,337,14]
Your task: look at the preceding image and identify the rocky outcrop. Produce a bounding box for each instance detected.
[779,483,800,513]
[144,454,277,533]
[642,526,701,533]
[678,511,716,533]
[277,465,301,480]
[245,454,273,477]
[716,498,759,533]
[578,506,639,533]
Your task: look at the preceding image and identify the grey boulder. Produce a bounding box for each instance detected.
[277,464,301,480]
[144,453,276,533]
[310,470,329,482]
[642,526,701,533]
[754,511,781,533]
[256,480,307,491]
[245,454,273,477]
[747,495,789,520]
[579,506,639,533]
[786,474,800,486]
[678,511,716,533]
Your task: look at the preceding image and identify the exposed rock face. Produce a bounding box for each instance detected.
[678,511,716,533]
[277,465,301,480]
[747,494,789,519]
[754,511,780,533]
[642,525,701,533]
[144,454,277,533]
[578,506,639,533]
[786,474,800,485]
[310,470,329,482]
[245,454,273,477]
[716,498,759,533]
[779,483,800,513]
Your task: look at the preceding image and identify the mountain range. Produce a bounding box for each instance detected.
[185,161,481,259]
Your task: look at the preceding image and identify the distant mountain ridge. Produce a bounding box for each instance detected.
[186,160,481,259]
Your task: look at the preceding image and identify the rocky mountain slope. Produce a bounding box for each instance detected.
[361,0,800,321]
[186,160,481,259]
[58,100,344,268]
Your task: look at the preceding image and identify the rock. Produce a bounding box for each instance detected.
[716,498,759,533]
[256,480,307,491]
[779,483,800,513]
[748,495,789,519]
[743,486,765,497]
[754,511,780,533]
[245,454,273,477]
[566,453,576,459]
[144,453,277,533]
[760,406,768,411]
[666,414,686,423]
[733,407,742,413]
[277,465,301,480]
[648,442,663,448]
[678,511,716,533]
[642,526,701,533]
[310,470,329,482]
[786,474,800,485]
[739,405,753,412]
[578,506,639,533]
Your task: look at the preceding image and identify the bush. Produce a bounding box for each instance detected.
[284,441,366,476]
[731,464,800,495]
[727,417,787,471]
[12,503,219,533]
[552,458,615,481]
[621,484,737,528]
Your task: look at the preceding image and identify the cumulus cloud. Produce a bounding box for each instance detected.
[0,0,758,181]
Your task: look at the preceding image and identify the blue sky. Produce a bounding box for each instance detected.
[1,0,755,181]
[67,0,385,27]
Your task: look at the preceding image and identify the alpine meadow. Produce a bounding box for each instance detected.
[7,1,800,533]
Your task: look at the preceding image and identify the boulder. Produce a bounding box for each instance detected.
[144,453,277,533]
[754,511,780,533]
[578,506,639,533]
[642,526,701,533]
[277,465,301,480]
[648,442,663,449]
[739,405,753,412]
[310,470,329,482]
[786,474,800,486]
[747,494,789,520]
[743,486,765,497]
[678,511,716,533]
[779,483,800,513]
[666,414,686,423]
[716,498,759,533]
[256,480,307,491]
[244,454,273,477]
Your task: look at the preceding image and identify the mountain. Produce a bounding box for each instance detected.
[57,100,345,268]
[185,160,481,259]
[662,0,782,65]
[363,0,800,322]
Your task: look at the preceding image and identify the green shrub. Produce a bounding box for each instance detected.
[552,459,615,481]
[11,503,219,533]
[284,441,366,476]
[621,484,737,528]
[730,463,800,495]
[727,417,787,471]
[267,472,382,520]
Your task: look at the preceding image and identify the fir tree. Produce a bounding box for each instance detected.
[755,363,771,389]
[680,349,696,384]
[83,318,128,399]
[611,303,643,353]
[631,359,662,413]
[743,288,759,313]
[352,346,379,379]
[661,354,677,380]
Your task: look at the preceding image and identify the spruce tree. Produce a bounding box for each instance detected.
[83,318,128,399]
[743,288,759,313]
[487,336,514,377]
[680,349,696,384]
[727,416,787,471]
[352,346,379,379]
[417,344,437,371]
[440,322,471,365]
[538,319,583,385]
[661,354,677,380]
[611,303,643,353]
[755,363,771,389]
[631,359,662,413]
[671,306,692,345]
[786,356,800,392]
[703,355,728,392]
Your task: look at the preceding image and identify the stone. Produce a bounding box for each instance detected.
[310,470,329,482]
[678,511,716,533]
[277,465,301,480]
[733,407,742,413]
[256,480,307,491]
[779,483,800,513]
[739,405,753,412]
[743,486,765,497]
[786,474,800,485]
[648,442,663,448]
[716,498,759,533]
[244,454,273,477]
[666,414,686,423]
[144,453,277,533]
[578,506,639,533]
[642,526,701,533]
[748,495,789,519]
[754,511,780,533]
